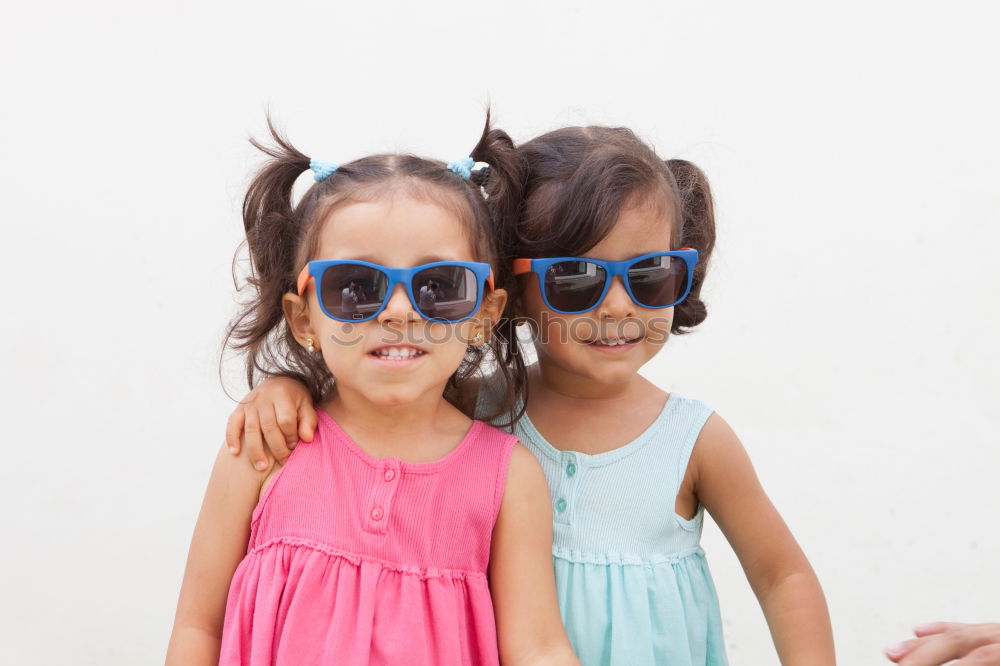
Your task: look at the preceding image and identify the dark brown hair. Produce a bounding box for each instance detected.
[514,125,716,333]
[222,113,528,426]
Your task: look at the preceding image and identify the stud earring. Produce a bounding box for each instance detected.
[306,338,316,353]
[471,332,484,345]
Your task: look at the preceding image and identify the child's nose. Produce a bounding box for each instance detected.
[377,284,418,323]
[597,276,635,319]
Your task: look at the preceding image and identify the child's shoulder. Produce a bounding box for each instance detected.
[470,417,521,450]
[642,389,721,450]
[664,392,748,443]
[665,390,717,420]
[255,408,334,500]
[665,391,754,478]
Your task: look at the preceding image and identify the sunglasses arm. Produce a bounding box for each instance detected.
[296,265,311,297]
[512,258,532,276]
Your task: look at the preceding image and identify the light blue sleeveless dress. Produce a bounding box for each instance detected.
[479,390,729,665]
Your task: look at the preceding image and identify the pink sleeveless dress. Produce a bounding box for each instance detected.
[219,408,518,665]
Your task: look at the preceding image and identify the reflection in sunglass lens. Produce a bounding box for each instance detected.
[319,265,388,320]
[627,255,687,307]
[543,261,607,313]
[412,265,480,321]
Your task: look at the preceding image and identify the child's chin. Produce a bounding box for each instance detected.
[594,366,643,385]
[574,349,648,379]
[359,381,438,407]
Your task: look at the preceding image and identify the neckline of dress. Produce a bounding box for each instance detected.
[517,392,678,468]
[315,407,483,474]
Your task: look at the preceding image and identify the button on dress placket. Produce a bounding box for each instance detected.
[553,452,580,525]
[364,460,402,535]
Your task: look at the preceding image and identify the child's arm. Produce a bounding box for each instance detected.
[489,443,580,666]
[225,376,317,471]
[692,413,836,666]
[165,443,273,665]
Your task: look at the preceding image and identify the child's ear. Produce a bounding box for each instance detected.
[476,288,508,337]
[282,293,320,349]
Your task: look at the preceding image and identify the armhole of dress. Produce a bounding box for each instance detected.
[250,449,296,526]
[674,401,715,530]
[252,408,323,525]
[489,433,520,528]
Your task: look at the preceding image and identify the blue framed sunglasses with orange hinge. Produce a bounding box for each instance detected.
[512,249,699,314]
[297,260,495,323]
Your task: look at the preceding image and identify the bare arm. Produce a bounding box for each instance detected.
[165,443,272,665]
[225,376,317,470]
[489,443,580,666]
[692,412,836,666]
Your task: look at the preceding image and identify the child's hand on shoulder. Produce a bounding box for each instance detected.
[225,376,316,471]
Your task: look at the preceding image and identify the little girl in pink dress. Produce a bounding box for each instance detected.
[165,117,578,665]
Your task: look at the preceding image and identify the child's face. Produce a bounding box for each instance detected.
[520,197,675,387]
[285,191,506,408]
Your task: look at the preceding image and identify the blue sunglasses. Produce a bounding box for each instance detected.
[296,260,495,323]
[512,249,699,314]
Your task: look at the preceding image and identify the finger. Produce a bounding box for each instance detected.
[258,404,291,465]
[268,402,296,463]
[273,397,300,448]
[225,407,246,455]
[897,633,971,666]
[915,622,963,637]
[955,642,1000,665]
[243,408,270,472]
[885,638,925,662]
[298,401,318,443]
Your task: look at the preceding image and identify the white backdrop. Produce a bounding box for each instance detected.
[1,1,998,664]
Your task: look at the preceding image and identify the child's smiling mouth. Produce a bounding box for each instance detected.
[367,344,429,366]
[583,335,643,352]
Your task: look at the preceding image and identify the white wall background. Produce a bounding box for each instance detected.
[1,1,997,663]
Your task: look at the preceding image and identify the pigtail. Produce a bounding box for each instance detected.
[448,112,529,428]
[222,116,335,404]
[470,110,527,260]
[242,118,311,280]
[666,159,716,334]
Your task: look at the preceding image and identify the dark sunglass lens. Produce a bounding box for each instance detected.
[627,255,687,307]
[319,265,388,320]
[412,266,479,321]
[543,261,607,312]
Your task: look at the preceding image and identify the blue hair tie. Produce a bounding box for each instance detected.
[447,156,475,180]
[309,158,339,182]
